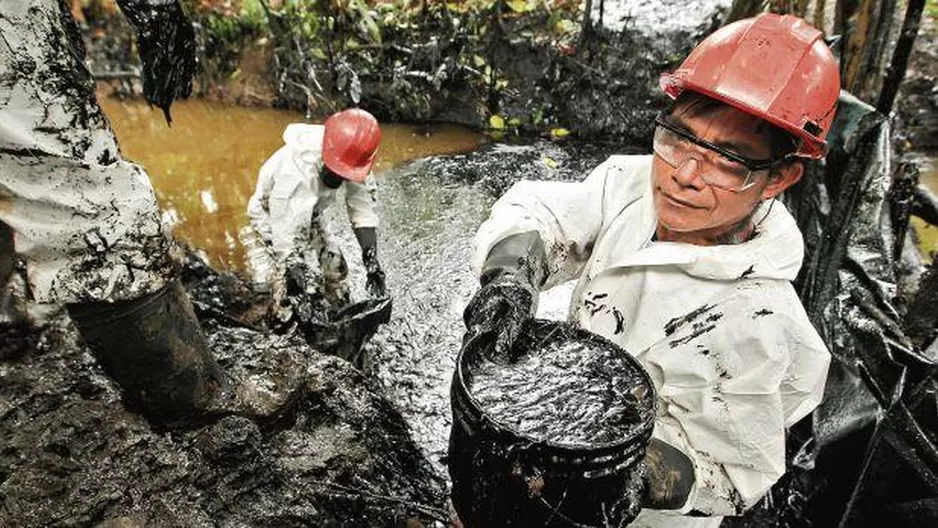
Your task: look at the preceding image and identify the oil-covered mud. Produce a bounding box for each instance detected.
[468,339,648,447]
[0,276,446,526]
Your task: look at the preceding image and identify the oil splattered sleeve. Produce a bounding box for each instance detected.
[642,286,807,517]
[471,157,631,288]
[246,159,276,244]
[345,178,380,229]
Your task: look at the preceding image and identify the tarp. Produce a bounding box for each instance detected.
[727,92,938,527]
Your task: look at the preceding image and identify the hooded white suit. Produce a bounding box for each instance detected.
[472,155,830,527]
[245,123,378,300]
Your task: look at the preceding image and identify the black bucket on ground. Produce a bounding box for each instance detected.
[303,297,392,370]
[448,319,657,527]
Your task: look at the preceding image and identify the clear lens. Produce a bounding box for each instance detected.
[653,126,758,191]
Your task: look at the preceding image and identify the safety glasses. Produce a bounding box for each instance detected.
[653,113,792,192]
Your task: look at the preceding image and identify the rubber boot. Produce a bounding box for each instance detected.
[67,279,299,429]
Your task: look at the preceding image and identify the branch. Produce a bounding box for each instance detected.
[876,0,927,115]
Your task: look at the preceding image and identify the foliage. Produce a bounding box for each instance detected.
[186,0,584,128]
[927,0,938,18]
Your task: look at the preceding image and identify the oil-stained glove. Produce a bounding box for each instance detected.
[283,257,329,326]
[117,0,196,123]
[463,231,547,361]
[642,438,695,510]
[355,227,387,298]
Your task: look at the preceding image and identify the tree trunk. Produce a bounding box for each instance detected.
[580,0,594,47]
[876,0,927,115]
[860,0,898,103]
[795,0,811,17]
[723,0,767,25]
[841,0,877,95]
[814,0,827,33]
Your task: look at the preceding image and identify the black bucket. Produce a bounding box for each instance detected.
[303,297,392,369]
[448,319,657,527]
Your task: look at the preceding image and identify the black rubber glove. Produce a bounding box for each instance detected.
[354,227,387,298]
[642,439,695,510]
[282,256,328,326]
[463,231,547,361]
[117,0,196,124]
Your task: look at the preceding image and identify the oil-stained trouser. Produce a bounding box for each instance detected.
[0,0,305,429]
[0,0,175,304]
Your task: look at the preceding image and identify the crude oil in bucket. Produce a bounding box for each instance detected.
[449,320,657,527]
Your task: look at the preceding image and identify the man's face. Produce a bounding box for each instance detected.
[651,103,789,243]
[320,166,344,189]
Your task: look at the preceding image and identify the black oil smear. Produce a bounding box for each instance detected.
[664,303,717,336]
[116,0,196,123]
[612,307,626,335]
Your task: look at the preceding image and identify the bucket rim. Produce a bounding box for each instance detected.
[456,319,659,454]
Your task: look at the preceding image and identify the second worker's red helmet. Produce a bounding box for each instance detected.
[322,108,382,183]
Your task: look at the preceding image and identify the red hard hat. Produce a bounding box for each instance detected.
[322,108,382,183]
[659,13,840,159]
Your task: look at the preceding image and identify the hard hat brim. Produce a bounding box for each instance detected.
[323,152,375,184]
[659,73,829,159]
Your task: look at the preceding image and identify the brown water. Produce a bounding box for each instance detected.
[912,157,938,262]
[98,91,486,272]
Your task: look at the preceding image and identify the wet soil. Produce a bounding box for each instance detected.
[0,269,446,526]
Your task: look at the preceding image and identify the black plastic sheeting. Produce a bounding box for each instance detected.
[726,92,938,527]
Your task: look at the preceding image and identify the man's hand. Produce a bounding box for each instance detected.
[462,231,547,361]
[355,227,388,298]
[365,265,387,298]
[117,0,196,123]
[643,439,695,510]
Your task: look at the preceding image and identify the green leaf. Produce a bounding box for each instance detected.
[555,18,577,34]
[310,48,328,60]
[489,114,506,130]
[507,0,531,13]
[550,127,570,139]
[507,117,522,128]
[473,54,486,68]
[360,12,382,44]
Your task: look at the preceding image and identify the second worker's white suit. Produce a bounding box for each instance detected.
[472,155,831,527]
[245,123,378,300]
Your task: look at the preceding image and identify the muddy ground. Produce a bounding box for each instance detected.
[0,265,448,526]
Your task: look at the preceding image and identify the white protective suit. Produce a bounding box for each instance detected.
[472,155,831,527]
[245,123,378,294]
[0,0,174,304]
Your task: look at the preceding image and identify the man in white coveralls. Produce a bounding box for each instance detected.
[464,13,835,527]
[0,0,296,429]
